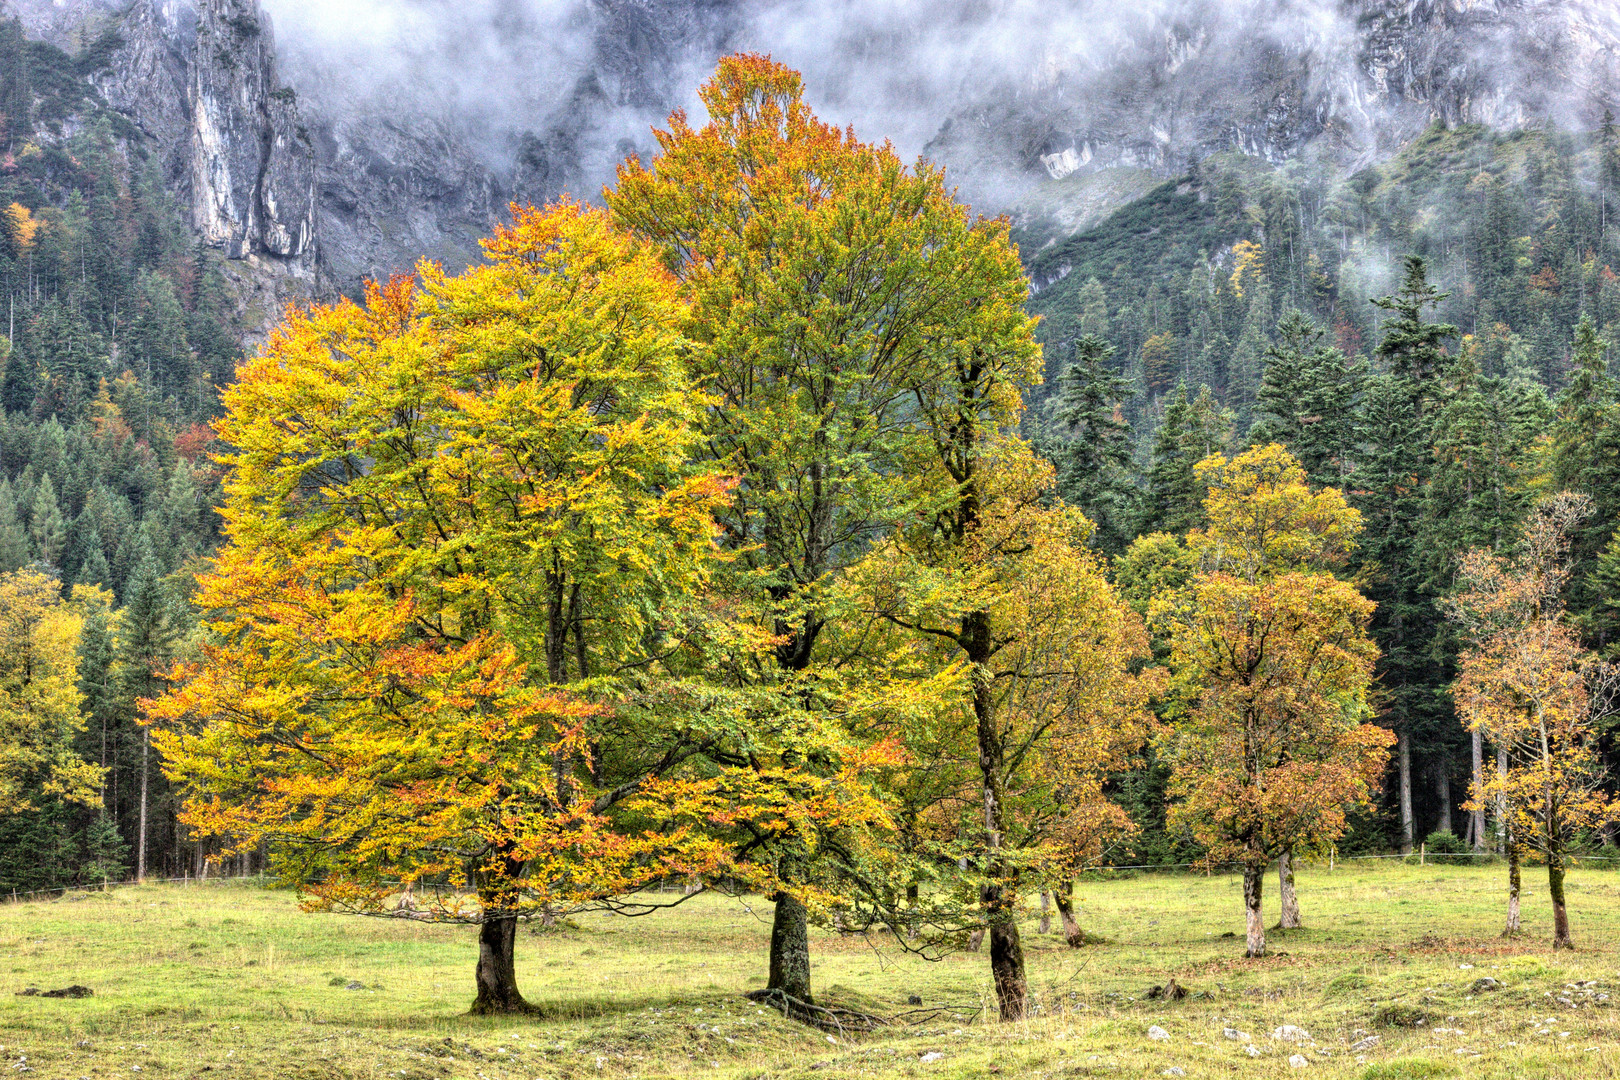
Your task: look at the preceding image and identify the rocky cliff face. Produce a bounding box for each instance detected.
[59,0,317,268]
[11,0,1618,294]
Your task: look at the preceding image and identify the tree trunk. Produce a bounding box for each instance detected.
[470,915,537,1015]
[1504,832,1521,936]
[1495,745,1509,855]
[966,607,1027,1021]
[136,728,149,883]
[1038,891,1051,935]
[988,909,1027,1022]
[1548,851,1572,949]
[1470,729,1485,852]
[1243,860,1266,958]
[906,883,919,941]
[966,927,985,952]
[1054,879,1084,947]
[1277,847,1302,929]
[765,891,813,1003]
[1398,730,1414,855]
[1436,767,1452,836]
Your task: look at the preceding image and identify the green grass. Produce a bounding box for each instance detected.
[2,862,1619,1078]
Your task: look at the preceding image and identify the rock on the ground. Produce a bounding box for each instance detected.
[920,1051,945,1063]
[1245,1045,1262,1057]
[345,980,365,990]
[1163,1069,1186,1077]
[1149,1025,1171,1042]
[1472,977,1502,993]
[1351,1036,1382,1052]
[1273,1025,1311,1043]
[1289,1053,1310,1068]
[1223,1027,1251,1041]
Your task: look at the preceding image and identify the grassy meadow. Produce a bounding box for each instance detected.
[2,861,1619,1079]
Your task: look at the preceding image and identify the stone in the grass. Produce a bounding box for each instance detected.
[1350,1036,1382,1052]
[1273,1025,1311,1043]
[907,995,923,1005]
[1163,1069,1186,1076]
[1289,1053,1310,1068]
[1471,977,1502,993]
[345,981,365,991]
[1223,1028,1251,1042]
[1245,1045,1262,1057]
[1148,1026,1171,1042]
[920,1052,945,1063]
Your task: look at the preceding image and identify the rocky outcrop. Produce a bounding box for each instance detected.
[11,0,1620,292]
[40,0,317,266]
[188,0,314,259]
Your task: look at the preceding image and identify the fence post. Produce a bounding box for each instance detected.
[1420,842,1425,867]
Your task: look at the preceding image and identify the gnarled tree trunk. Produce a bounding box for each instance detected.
[1243,859,1266,958]
[471,914,537,1015]
[1054,878,1084,947]
[1277,846,1302,929]
[764,891,813,1003]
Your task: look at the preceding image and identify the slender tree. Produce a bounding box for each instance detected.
[1159,446,1390,957]
[1448,495,1618,948]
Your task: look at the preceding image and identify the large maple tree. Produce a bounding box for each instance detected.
[150,203,866,1014]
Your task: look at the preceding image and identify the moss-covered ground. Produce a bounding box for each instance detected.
[2,860,1618,1079]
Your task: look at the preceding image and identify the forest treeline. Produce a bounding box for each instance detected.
[1,45,1619,1023]
[0,14,239,892]
[1026,117,1620,860]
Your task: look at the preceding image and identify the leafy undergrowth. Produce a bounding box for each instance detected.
[2,863,1619,1078]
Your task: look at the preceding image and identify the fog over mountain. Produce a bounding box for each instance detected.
[10,0,1620,289]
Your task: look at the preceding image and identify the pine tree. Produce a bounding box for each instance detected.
[1053,334,1137,552]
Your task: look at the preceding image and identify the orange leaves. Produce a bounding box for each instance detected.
[1447,495,1616,858]
[152,198,764,920]
[1160,447,1387,864]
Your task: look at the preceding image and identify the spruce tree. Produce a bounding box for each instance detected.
[1249,309,1367,486]
[0,479,26,571]
[1551,315,1620,643]
[1355,255,1458,855]
[1054,334,1137,552]
[115,552,178,882]
[1146,383,1233,535]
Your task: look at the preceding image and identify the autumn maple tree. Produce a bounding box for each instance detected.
[606,53,1042,1009]
[150,202,837,1014]
[1448,494,1618,948]
[1157,445,1391,958]
[0,568,102,818]
[856,443,1159,1011]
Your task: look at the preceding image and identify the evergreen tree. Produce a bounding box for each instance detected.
[115,551,178,881]
[1053,334,1137,552]
[0,478,25,571]
[1550,315,1620,643]
[1354,255,1459,855]
[26,472,63,567]
[1146,383,1233,535]
[1249,309,1367,485]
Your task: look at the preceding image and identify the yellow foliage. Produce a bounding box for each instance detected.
[1229,239,1265,299]
[0,569,102,815]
